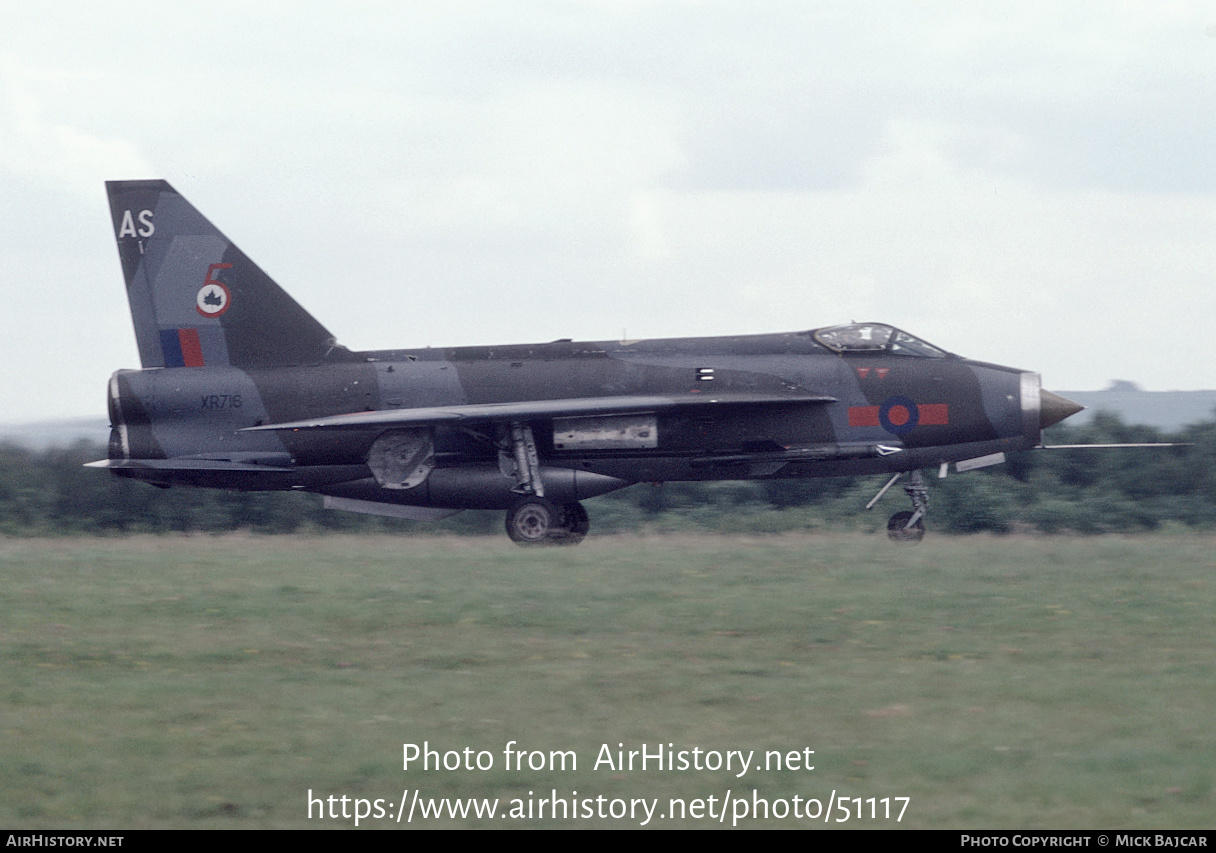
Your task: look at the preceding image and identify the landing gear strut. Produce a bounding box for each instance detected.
[499,421,591,545]
[868,470,928,543]
[505,498,591,546]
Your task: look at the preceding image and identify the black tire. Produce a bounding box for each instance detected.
[551,502,590,546]
[506,498,558,545]
[887,510,925,543]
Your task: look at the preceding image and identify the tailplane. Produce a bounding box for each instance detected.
[106,180,347,369]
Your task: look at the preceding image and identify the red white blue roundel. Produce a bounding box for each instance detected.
[196,283,231,318]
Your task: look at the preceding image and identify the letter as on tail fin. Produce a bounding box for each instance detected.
[106,180,350,369]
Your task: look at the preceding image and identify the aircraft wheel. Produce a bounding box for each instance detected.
[506,498,559,546]
[886,510,925,543]
[551,502,590,546]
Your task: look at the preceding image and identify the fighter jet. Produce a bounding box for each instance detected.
[90,180,1084,544]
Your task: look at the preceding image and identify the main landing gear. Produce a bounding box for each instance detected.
[498,420,591,546]
[505,498,590,546]
[868,470,929,543]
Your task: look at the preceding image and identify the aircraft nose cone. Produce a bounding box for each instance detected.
[1041,390,1085,429]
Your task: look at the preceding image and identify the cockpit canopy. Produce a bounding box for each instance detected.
[811,323,950,358]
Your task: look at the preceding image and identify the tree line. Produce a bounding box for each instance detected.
[1,412,1212,536]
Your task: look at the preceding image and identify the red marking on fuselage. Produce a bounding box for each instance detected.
[875,367,890,379]
[886,404,910,426]
[848,406,880,426]
[919,403,949,425]
[848,403,950,429]
[856,367,870,379]
[178,328,205,367]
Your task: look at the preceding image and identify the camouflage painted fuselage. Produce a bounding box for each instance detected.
[95,180,1078,534]
[107,329,1040,510]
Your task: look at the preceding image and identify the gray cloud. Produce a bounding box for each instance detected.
[2,1,1215,422]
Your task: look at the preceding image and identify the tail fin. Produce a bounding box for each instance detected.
[106,180,347,369]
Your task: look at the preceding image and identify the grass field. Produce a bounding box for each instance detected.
[2,532,1213,828]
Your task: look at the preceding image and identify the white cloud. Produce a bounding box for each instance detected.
[0,57,153,189]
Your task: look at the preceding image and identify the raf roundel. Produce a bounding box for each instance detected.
[196,283,231,318]
[878,396,920,436]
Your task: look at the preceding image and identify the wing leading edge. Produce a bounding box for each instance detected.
[242,391,837,433]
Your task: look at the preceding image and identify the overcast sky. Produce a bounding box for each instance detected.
[3,1,1216,423]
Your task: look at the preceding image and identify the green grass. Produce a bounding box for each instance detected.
[1,533,1213,828]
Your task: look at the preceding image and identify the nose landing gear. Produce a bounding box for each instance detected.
[868,470,929,543]
[886,509,925,542]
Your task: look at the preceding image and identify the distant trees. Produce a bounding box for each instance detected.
[1,412,1213,536]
